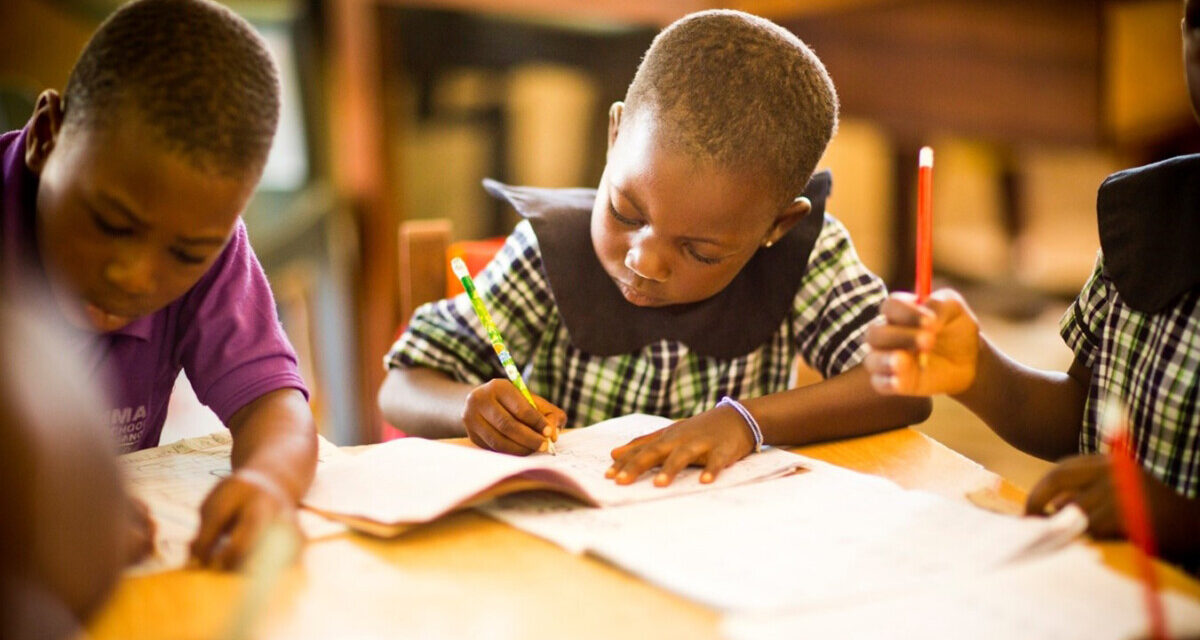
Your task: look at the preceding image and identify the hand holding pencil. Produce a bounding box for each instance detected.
[452,258,566,456]
[864,289,982,397]
[462,380,565,456]
[865,145,987,397]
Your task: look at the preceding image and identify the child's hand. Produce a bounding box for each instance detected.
[606,408,756,487]
[1025,454,1122,538]
[462,379,567,455]
[864,289,981,396]
[124,495,157,565]
[190,468,299,571]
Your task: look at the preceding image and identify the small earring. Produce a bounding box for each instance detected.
[763,239,775,248]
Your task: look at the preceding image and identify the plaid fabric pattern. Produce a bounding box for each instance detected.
[1061,253,1200,497]
[388,216,886,429]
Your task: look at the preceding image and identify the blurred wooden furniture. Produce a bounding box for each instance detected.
[87,426,1200,640]
[397,219,509,324]
[397,219,453,325]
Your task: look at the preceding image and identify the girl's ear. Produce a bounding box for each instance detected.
[25,90,65,175]
[606,102,624,151]
[762,196,812,247]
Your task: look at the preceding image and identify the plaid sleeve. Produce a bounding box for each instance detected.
[790,215,888,378]
[1059,252,1110,370]
[384,221,554,385]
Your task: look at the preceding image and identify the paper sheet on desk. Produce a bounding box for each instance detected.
[723,546,1200,640]
[301,414,805,530]
[483,461,1087,612]
[120,431,349,576]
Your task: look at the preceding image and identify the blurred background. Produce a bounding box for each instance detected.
[2,0,1197,489]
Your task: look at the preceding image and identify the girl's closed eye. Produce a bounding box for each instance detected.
[608,202,642,227]
[683,243,722,265]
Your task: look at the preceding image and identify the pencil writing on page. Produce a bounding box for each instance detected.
[450,257,556,455]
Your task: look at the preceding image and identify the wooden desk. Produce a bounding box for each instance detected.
[88,427,1200,639]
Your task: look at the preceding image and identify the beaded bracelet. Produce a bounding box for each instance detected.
[716,396,763,453]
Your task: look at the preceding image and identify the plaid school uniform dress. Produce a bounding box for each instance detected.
[1061,253,1200,497]
[386,213,886,429]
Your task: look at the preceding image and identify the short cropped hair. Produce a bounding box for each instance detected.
[625,10,838,204]
[63,0,280,179]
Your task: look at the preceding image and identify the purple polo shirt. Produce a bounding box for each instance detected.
[0,128,308,452]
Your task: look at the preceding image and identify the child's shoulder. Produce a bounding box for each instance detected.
[470,219,554,303]
[805,212,867,271]
[813,212,850,242]
[490,219,545,271]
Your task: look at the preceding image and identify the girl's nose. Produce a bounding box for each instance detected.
[624,235,669,282]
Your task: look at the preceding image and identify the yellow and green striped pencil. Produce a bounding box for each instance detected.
[451,257,556,454]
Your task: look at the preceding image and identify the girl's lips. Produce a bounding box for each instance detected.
[617,280,665,307]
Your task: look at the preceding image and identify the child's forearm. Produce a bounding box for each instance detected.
[746,364,932,446]
[226,388,318,501]
[951,335,1086,461]
[378,367,473,439]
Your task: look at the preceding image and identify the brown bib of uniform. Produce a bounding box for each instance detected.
[1097,154,1200,313]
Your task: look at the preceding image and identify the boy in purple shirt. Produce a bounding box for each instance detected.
[0,0,316,570]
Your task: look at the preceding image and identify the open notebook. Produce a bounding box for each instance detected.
[301,414,806,537]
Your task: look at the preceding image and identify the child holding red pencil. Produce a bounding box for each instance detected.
[864,0,1200,567]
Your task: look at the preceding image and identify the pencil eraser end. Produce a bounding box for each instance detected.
[919,146,934,168]
[450,257,470,280]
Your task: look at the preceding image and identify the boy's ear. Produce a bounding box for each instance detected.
[25,90,65,175]
[606,102,624,151]
[762,196,812,248]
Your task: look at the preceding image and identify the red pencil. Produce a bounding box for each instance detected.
[915,146,934,303]
[1102,401,1169,640]
[915,147,933,369]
